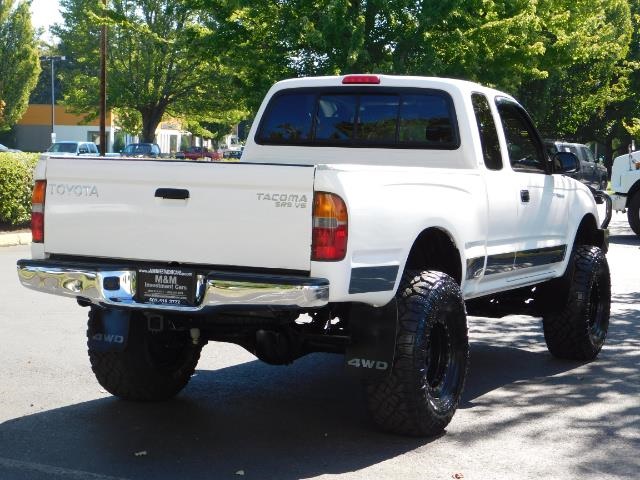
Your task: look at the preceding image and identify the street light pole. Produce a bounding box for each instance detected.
[40,55,66,146]
[99,0,107,156]
[50,58,54,140]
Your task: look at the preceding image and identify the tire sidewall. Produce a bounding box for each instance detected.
[542,245,611,360]
[582,248,610,351]
[365,271,469,436]
[628,193,640,235]
[87,308,201,400]
[404,278,468,417]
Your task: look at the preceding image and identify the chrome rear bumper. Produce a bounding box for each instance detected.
[17,260,329,312]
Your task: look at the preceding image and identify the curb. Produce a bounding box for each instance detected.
[0,232,32,247]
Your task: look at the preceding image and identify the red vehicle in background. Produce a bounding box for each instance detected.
[176,146,222,161]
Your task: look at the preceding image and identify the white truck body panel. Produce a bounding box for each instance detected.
[611,151,640,195]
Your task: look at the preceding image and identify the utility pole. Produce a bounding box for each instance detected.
[40,56,66,146]
[99,0,107,156]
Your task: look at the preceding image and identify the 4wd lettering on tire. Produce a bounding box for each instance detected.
[347,358,389,370]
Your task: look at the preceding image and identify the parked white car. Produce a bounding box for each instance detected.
[46,141,99,156]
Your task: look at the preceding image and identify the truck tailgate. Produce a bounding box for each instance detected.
[43,158,315,271]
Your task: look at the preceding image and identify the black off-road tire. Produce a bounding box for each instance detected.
[365,271,469,437]
[542,245,610,360]
[628,192,640,235]
[87,307,202,401]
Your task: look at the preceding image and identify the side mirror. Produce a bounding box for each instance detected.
[554,151,579,174]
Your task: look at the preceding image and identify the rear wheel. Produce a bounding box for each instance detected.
[365,271,469,436]
[87,307,202,401]
[542,246,610,360]
[628,192,640,235]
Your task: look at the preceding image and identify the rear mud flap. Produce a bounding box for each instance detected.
[345,299,398,380]
[89,309,131,352]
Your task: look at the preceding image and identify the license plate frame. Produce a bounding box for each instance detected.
[136,267,196,307]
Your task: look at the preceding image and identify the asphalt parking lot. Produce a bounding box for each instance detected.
[0,213,638,480]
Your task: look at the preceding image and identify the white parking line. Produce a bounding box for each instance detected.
[0,457,131,480]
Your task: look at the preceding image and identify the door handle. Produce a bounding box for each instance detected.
[520,190,530,203]
[155,188,190,200]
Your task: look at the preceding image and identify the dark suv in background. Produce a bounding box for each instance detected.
[545,140,608,190]
[120,143,161,158]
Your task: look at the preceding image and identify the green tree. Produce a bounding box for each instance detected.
[0,0,41,132]
[517,0,632,140]
[207,1,552,87]
[209,0,633,151]
[55,0,246,142]
[574,0,640,169]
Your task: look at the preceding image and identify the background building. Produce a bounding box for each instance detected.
[14,104,115,152]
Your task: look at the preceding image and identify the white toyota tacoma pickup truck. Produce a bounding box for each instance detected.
[18,75,610,436]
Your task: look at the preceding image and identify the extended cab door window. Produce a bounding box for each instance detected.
[496,101,546,173]
[471,93,502,170]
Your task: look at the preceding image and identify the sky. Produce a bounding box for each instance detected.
[30,0,63,41]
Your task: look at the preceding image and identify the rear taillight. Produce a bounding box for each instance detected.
[312,192,348,261]
[31,180,46,243]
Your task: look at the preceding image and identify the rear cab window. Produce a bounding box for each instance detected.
[256,88,459,149]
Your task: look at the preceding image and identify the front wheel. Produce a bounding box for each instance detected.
[365,271,469,436]
[627,192,640,236]
[542,246,610,360]
[87,307,202,401]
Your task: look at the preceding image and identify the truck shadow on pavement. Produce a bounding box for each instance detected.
[608,233,640,246]
[461,293,640,479]
[0,297,638,480]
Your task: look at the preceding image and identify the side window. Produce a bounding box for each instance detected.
[582,146,595,163]
[90,143,98,154]
[567,145,582,161]
[471,93,502,170]
[496,101,546,173]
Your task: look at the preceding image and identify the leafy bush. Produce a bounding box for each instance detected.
[0,153,39,226]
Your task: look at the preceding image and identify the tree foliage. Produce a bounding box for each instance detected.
[0,0,41,132]
[55,0,246,141]
[54,0,639,160]
[0,152,39,225]
[517,0,632,138]
[574,0,640,165]
[208,0,634,141]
